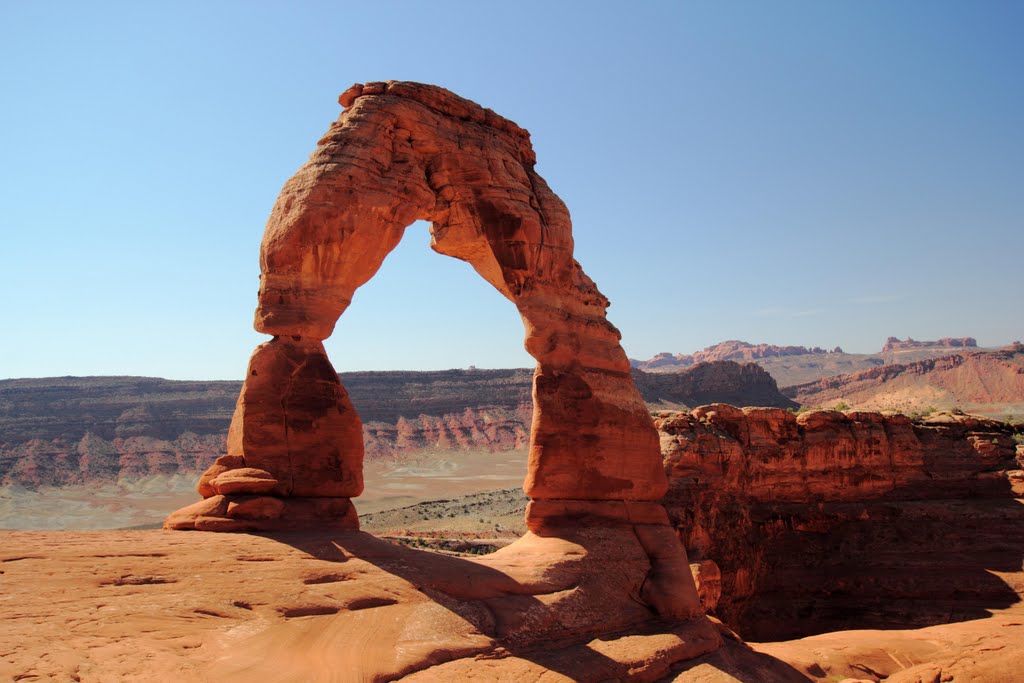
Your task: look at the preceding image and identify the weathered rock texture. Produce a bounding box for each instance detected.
[632,340,831,371]
[658,405,1024,640]
[3,529,1022,682]
[165,81,705,625]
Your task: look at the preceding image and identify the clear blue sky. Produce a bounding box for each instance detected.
[1,1,1021,380]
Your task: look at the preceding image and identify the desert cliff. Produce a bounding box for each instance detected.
[658,405,1023,640]
[0,362,792,489]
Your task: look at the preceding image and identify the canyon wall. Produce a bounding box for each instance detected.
[658,405,1023,640]
[882,336,978,352]
[633,361,796,409]
[1,362,791,487]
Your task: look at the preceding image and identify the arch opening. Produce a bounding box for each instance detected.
[327,220,534,544]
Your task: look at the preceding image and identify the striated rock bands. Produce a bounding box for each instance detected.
[0,365,794,488]
[1,432,222,489]
[657,405,1023,639]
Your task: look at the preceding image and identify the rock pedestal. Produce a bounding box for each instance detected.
[165,81,703,622]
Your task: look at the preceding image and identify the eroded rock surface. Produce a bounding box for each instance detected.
[169,80,669,529]
[658,406,1024,640]
[0,530,720,682]
[2,529,1021,682]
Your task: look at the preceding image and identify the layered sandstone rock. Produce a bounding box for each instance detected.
[0,530,726,682]
[168,80,665,516]
[658,406,1023,639]
[165,81,704,624]
[4,528,1022,682]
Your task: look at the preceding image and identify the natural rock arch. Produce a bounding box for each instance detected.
[166,81,703,621]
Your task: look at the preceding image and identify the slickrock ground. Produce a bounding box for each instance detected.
[0,529,724,682]
[2,528,1021,682]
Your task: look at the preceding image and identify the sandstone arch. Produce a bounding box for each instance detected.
[166,82,703,621]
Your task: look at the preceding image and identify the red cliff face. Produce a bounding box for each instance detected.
[362,406,531,459]
[658,405,1023,640]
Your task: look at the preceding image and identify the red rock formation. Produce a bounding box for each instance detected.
[0,530,724,682]
[658,405,1023,639]
[165,81,704,625]
[0,365,796,489]
[632,360,797,410]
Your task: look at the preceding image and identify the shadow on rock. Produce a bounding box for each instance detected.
[247,526,722,681]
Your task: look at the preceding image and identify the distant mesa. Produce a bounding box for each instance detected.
[630,340,836,371]
[882,336,978,353]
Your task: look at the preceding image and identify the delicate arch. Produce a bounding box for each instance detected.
[165,81,701,622]
[234,81,665,506]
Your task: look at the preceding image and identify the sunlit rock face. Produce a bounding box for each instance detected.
[658,406,1023,639]
[165,81,704,624]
